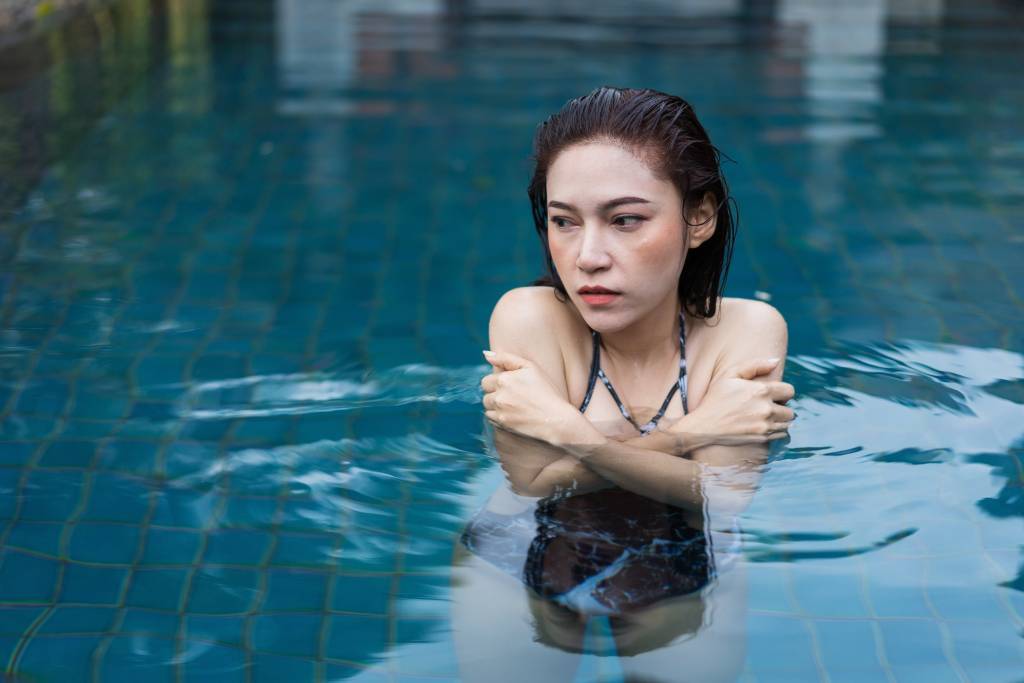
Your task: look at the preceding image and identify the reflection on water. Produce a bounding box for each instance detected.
[1,0,1023,679]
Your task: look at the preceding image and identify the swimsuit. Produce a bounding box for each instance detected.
[460,488,742,616]
[580,308,689,435]
[460,306,741,616]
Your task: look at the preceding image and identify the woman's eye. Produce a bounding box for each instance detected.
[613,215,643,229]
[550,217,574,230]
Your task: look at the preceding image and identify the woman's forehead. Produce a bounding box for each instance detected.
[547,141,676,208]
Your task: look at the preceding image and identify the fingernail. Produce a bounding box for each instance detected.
[767,357,780,364]
[482,350,495,359]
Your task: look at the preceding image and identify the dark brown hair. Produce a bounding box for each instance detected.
[527,86,737,319]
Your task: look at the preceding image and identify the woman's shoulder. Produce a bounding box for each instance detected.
[487,286,577,395]
[489,286,579,333]
[716,296,786,329]
[706,297,788,378]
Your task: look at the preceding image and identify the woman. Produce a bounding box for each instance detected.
[452,86,794,682]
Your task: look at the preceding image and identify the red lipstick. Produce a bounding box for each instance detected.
[578,285,620,306]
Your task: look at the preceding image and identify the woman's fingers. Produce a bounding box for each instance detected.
[480,373,498,393]
[771,403,795,422]
[768,381,795,403]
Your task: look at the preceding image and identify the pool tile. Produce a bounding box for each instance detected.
[790,565,870,618]
[180,640,247,682]
[330,575,392,615]
[218,495,278,529]
[890,663,962,683]
[134,355,189,390]
[270,532,338,568]
[17,635,104,683]
[58,419,120,440]
[19,469,85,521]
[337,534,401,573]
[325,663,390,682]
[926,584,1009,622]
[125,568,189,610]
[251,613,324,658]
[118,608,181,637]
[814,620,888,678]
[141,528,202,565]
[150,488,219,529]
[325,614,390,664]
[185,614,246,647]
[16,382,70,417]
[252,653,317,682]
[0,416,56,440]
[96,439,161,476]
[0,550,60,602]
[98,634,176,682]
[946,618,1024,671]
[862,558,934,619]
[69,523,141,564]
[37,439,98,467]
[167,439,224,478]
[293,413,347,443]
[350,506,401,535]
[186,568,260,615]
[261,569,328,611]
[59,564,129,605]
[0,441,36,466]
[191,354,248,383]
[398,536,459,575]
[37,606,117,634]
[203,529,273,565]
[232,416,294,443]
[745,614,820,676]
[69,391,132,420]
[278,498,343,534]
[878,620,949,669]
[402,506,464,537]
[178,419,234,443]
[5,521,63,556]
[747,564,798,613]
[80,473,150,523]
[0,606,46,635]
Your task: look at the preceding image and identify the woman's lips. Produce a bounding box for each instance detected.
[579,292,620,306]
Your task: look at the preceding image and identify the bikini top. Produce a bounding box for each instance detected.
[578,309,689,435]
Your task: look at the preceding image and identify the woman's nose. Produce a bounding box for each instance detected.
[576,226,612,272]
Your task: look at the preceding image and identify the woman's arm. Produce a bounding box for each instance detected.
[490,425,613,497]
[482,291,790,510]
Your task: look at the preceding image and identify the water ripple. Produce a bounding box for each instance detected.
[177,363,486,419]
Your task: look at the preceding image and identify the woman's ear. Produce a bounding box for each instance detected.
[686,192,718,249]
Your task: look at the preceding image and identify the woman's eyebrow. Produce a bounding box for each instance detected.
[547,196,652,213]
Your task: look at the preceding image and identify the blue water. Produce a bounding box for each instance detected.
[0,0,1022,681]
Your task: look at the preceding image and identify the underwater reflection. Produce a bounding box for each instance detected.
[450,428,752,683]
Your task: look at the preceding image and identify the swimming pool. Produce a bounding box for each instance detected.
[1,0,1022,681]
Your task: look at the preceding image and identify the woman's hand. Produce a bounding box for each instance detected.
[480,350,592,447]
[667,358,795,443]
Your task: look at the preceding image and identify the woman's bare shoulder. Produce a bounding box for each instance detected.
[719,296,787,330]
[709,297,789,378]
[487,286,578,394]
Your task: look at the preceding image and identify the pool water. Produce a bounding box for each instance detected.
[0,0,1022,681]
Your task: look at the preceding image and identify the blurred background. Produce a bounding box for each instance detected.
[0,0,1022,681]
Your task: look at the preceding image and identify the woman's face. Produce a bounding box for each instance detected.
[545,140,687,332]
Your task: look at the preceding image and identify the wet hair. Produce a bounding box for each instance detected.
[527,86,737,319]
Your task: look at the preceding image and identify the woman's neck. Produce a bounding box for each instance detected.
[598,292,682,372]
